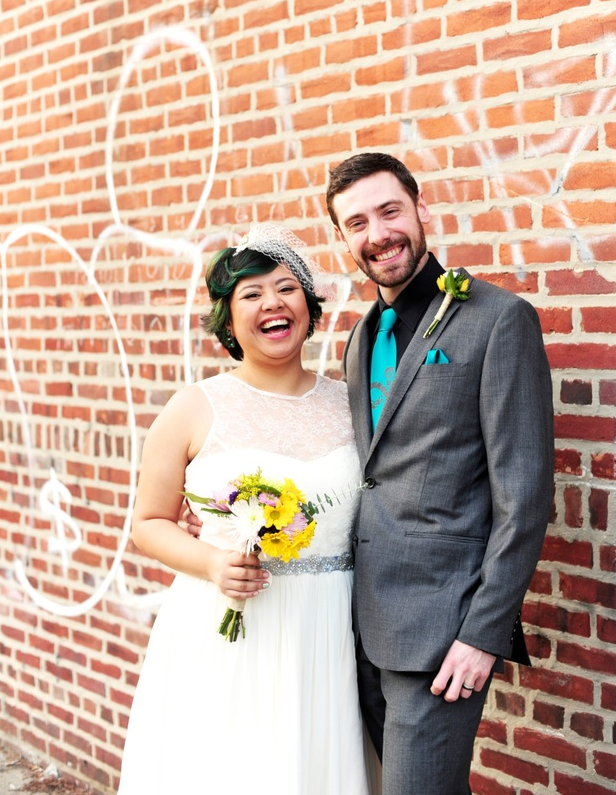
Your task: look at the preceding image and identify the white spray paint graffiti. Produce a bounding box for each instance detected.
[1,25,221,616]
[2,18,616,617]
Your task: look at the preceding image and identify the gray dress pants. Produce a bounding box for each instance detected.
[357,636,492,795]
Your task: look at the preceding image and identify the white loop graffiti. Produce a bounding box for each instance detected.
[2,17,615,618]
[2,222,139,617]
[1,24,221,616]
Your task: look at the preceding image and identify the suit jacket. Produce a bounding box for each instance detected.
[343,268,554,672]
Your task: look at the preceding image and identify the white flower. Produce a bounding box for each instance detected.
[228,497,266,554]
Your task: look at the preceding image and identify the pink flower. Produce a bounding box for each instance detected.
[209,484,236,511]
[282,510,308,539]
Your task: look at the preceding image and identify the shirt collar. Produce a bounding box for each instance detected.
[377,253,445,334]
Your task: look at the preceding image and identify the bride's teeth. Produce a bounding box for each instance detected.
[261,319,288,330]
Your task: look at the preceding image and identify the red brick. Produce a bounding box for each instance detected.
[494,690,526,716]
[554,449,582,475]
[571,711,604,741]
[554,771,616,795]
[523,632,552,661]
[519,667,593,704]
[514,727,586,767]
[479,748,549,786]
[591,453,615,480]
[533,700,565,729]
[356,56,407,83]
[560,379,592,405]
[519,0,591,19]
[557,639,616,674]
[476,717,508,743]
[599,545,615,574]
[553,415,616,442]
[424,177,484,205]
[600,380,616,406]
[416,46,476,75]
[385,18,439,47]
[543,201,616,228]
[563,486,584,529]
[560,573,616,609]
[499,235,569,266]
[470,204,532,233]
[564,161,616,191]
[593,750,616,781]
[325,37,377,64]
[547,344,616,370]
[589,489,608,530]
[559,11,616,49]
[524,600,591,636]
[470,771,514,795]
[484,30,551,60]
[582,306,616,333]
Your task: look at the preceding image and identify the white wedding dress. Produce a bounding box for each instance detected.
[118,373,373,795]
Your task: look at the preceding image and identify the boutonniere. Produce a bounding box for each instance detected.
[423,270,471,338]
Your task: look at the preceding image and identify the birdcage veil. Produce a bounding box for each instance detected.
[234,223,333,299]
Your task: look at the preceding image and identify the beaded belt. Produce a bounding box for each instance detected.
[260,552,353,576]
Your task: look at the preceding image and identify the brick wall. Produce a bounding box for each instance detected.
[0,1,614,792]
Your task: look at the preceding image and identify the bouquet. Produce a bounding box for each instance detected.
[182,469,316,642]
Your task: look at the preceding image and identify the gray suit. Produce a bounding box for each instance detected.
[344,269,554,793]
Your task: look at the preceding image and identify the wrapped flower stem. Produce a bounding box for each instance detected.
[218,598,246,642]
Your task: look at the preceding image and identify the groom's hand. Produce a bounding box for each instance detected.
[430,639,496,702]
[179,499,203,538]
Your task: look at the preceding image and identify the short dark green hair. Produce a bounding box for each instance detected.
[202,247,324,361]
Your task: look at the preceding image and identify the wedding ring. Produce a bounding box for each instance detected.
[461,684,474,691]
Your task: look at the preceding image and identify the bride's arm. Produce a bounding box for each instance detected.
[131,385,270,599]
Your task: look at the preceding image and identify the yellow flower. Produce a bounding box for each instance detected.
[259,530,294,560]
[290,521,315,555]
[260,521,315,562]
[262,495,298,530]
[280,479,305,504]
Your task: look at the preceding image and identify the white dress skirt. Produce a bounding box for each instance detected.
[117,374,377,795]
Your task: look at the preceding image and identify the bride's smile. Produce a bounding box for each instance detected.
[227,265,311,363]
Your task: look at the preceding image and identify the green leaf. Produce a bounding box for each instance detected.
[180,490,213,504]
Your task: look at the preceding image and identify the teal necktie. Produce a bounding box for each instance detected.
[370,307,397,430]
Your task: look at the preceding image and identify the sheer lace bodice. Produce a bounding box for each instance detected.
[184,373,362,558]
[193,372,355,460]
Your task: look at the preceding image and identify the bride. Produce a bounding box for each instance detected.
[117,224,377,795]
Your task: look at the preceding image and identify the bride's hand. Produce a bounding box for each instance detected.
[208,548,270,600]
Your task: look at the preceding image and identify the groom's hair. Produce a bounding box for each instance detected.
[326,152,420,226]
[202,248,323,362]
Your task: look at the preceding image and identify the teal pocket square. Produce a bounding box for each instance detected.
[425,349,450,365]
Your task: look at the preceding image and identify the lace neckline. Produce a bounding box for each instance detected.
[222,371,320,400]
[193,371,354,463]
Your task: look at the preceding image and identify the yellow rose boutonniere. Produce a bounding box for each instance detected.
[423,270,471,339]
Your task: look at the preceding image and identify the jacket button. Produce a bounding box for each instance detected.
[364,477,376,489]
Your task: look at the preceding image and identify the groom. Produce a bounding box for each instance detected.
[326,152,554,795]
